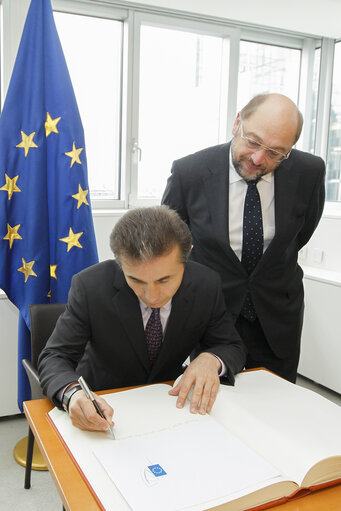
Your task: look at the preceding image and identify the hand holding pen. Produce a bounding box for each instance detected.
[78,376,115,439]
[67,377,115,438]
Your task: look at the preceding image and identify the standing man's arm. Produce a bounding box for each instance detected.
[297,158,325,250]
[162,161,189,223]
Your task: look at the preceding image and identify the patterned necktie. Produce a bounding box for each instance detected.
[240,179,263,322]
[145,308,163,364]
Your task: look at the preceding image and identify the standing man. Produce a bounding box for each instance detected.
[38,206,246,432]
[162,93,325,383]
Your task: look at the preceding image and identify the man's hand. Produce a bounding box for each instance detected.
[168,352,221,414]
[68,390,114,432]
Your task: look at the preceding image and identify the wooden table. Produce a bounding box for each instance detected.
[24,391,341,511]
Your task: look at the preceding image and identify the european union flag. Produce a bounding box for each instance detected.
[0,0,98,410]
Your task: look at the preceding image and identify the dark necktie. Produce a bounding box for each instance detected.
[240,179,263,322]
[145,308,163,364]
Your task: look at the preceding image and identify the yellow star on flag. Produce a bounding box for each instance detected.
[72,184,89,209]
[50,265,57,279]
[45,112,61,137]
[59,227,83,252]
[16,131,38,157]
[17,258,37,283]
[0,173,21,200]
[3,223,22,248]
[65,141,83,168]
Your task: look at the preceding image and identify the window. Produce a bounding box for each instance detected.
[38,4,327,206]
[54,12,123,201]
[326,41,341,202]
[237,41,301,111]
[136,23,229,199]
[308,47,321,154]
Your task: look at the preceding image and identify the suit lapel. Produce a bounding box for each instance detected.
[274,157,298,232]
[203,143,242,269]
[111,268,150,372]
[255,156,299,271]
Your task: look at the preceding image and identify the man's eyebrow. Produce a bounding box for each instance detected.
[157,275,171,281]
[126,274,171,283]
[126,275,146,284]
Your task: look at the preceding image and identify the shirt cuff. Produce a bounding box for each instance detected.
[211,354,226,377]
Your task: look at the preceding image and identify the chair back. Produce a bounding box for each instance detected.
[23,303,66,488]
[29,303,66,367]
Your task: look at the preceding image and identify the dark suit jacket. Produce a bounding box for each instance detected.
[162,142,325,359]
[38,259,246,407]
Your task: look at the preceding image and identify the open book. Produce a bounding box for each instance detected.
[47,370,341,511]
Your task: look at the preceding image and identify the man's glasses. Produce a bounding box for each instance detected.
[239,122,291,163]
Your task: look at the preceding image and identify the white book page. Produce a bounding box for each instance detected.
[93,413,280,511]
[49,384,182,511]
[211,370,341,486]
[49,383,282,511]
[49,401,130,511]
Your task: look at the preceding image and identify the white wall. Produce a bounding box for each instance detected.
[0,298,20,415]
[301,213,341,274]
[93,210,124,262]
[299,277,341,393]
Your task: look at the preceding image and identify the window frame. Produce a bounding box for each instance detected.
[322,39,341,205]
[128,11,239,207]
[1,0,339,211]
[53,0,128,209]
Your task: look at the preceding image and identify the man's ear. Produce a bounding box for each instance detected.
[232,112,241,136]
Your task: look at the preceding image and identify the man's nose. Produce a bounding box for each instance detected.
[144,284,160,304]
[251,148,267,165]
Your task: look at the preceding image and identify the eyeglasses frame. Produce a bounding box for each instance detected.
[239,121,292,162]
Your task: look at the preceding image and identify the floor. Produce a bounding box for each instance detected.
[1,374,340,511]
[0,413,61,511]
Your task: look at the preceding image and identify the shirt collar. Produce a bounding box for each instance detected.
[138,297,172,312]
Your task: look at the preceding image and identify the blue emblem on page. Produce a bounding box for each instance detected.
[148,464,167,477]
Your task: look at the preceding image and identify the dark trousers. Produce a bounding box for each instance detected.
[235,315,300,383]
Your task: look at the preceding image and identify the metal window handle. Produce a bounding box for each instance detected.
[132,140,142,161]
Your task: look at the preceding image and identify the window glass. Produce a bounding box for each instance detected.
[309,47,321,154]
[137,25,225,198]
[237,41,301,111]
[326,41,341,202]
[54,12,122,200]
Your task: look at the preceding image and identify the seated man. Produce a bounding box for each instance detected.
[38,206,246,433]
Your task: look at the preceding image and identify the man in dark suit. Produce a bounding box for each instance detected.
[38,206,246,432]
[162,93,325,383]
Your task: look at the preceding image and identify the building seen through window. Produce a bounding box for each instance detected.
[54,12,123,201]
[237,41,301,111]
[326,41,341,202]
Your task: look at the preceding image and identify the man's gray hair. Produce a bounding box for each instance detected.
[110,205,192,265]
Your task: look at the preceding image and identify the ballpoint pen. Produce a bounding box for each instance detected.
[78,376,115,439]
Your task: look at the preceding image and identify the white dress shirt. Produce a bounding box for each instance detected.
[138,298,172,333]
[229,151,275,259]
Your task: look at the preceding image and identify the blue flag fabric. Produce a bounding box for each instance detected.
[0,0,98,410]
